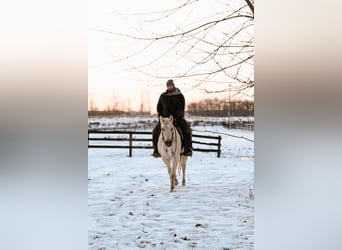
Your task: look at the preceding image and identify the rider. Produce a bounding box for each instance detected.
[151,79,193,158]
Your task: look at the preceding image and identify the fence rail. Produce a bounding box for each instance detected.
[88,130,222,157]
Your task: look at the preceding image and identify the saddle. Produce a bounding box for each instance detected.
[172,121,184,146]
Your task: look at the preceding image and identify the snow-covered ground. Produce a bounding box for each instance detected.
[88,125,254,249]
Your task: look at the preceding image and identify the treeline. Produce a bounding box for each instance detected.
[187,98,254,117]
[88,98,254,117]
[88,110,151,117]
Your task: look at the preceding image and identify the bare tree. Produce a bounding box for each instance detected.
[89,98,97,112]
[92,0,254,99]
[111,91,119,112]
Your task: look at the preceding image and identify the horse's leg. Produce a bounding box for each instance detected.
[161,157,171,177]
[167,161,175,192]
[171,156,181,191]
[170,164,175,192]
[162,157,175,191]
[181,156,187,186]
[170,174,175,192]
[170,158,179,192]
[174,157,179,186]
[165,161,175,192]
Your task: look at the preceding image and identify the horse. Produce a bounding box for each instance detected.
[157,115,187,192]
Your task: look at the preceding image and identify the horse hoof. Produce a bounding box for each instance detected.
[175,178,179,186]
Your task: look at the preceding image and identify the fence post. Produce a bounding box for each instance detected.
[217,135,222,158]
[129,132,132,157]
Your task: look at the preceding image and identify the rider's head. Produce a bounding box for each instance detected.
[166,79,175,91]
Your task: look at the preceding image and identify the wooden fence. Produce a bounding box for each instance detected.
[88,130,222,158]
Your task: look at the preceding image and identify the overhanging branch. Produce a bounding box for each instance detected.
[244,0,254,16]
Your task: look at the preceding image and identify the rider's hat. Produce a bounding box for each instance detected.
[166,79,175,87]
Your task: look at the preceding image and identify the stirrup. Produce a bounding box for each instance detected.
[151,152,161,158]
[182,150,192,157]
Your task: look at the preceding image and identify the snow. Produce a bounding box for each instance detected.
[88,123,254,249]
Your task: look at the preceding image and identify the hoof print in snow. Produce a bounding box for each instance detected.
[195,223,208,228]
[92,235,101,240]
[137,243,146,248]
[181,236,190,241]
[128,212,134,216]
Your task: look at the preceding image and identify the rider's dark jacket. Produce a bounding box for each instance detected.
[157,88,185,119]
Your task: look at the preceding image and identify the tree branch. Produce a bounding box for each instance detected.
[244,0,254,16]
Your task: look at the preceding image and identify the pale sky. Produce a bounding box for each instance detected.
[88,0,254,112]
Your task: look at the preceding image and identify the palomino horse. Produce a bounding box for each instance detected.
[158,115,187,192]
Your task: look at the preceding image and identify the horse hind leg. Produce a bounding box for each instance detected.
[181,156,187,186]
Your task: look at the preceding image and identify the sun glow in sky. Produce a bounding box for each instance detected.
[88,0,254,112]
